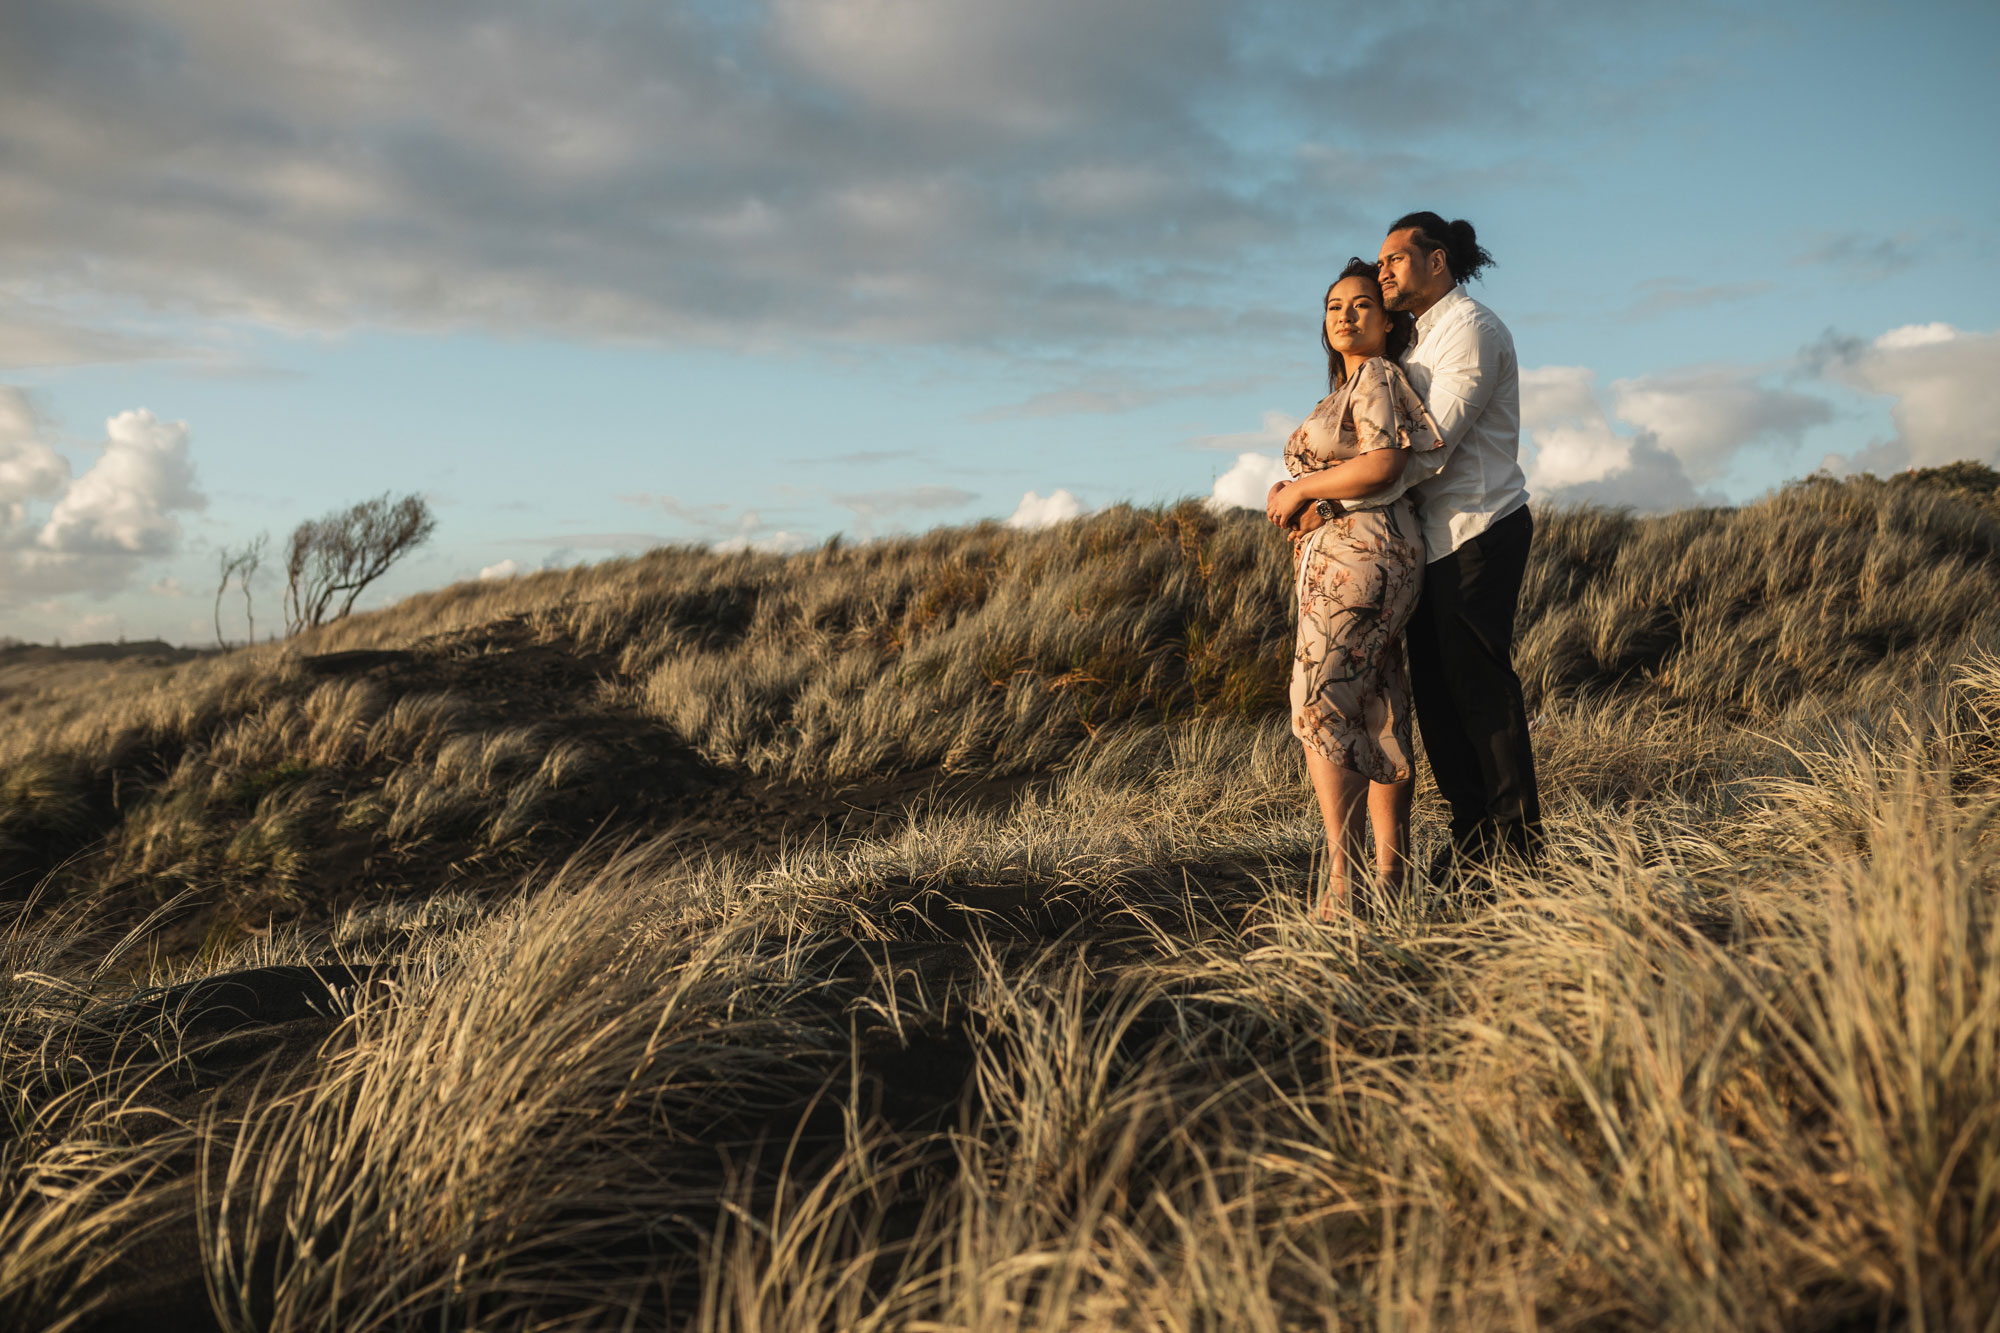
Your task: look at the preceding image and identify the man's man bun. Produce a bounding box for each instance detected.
[1388,211,1495,284]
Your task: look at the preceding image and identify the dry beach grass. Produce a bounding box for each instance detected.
[3,470,2000,1330]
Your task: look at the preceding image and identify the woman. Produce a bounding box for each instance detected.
[1264,257,1444,918]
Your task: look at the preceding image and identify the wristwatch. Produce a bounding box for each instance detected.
[1314,498,1345,521]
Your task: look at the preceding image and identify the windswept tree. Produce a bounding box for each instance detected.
[214,533,268,646]
[284,493,437,635]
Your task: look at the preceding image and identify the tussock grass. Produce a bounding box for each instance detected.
[8,474,1999,935]
[2,472,1999,1327]
[3,661,1997,1328]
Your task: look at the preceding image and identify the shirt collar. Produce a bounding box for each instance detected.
[1412,283,1465,344]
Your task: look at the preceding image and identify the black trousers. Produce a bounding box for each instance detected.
[1405,504,1541,863]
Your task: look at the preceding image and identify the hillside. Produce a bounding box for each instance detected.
[4,471,2000,1331]
[7,471,1998,940]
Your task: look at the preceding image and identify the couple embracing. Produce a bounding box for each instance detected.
[1263,211,1540,918]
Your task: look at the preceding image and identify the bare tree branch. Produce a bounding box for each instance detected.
[284,494,437,635]
[214,533,268,646]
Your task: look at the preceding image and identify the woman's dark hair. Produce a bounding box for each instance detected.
[1387,211,1495,284]
[1321,257,1415,392]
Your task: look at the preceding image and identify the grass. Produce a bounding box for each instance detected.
[0,469,1997,1329]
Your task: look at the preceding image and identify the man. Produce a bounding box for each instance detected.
[1375,211,1541,877]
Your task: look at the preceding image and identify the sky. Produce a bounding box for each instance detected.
[2,0,1997,646]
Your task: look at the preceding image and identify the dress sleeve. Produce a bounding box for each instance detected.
[1349,357,1445,458]
[1350,358,1448,496]
[1346,359,1402,455]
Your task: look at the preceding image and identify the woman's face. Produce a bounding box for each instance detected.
[1324,276,1390,360]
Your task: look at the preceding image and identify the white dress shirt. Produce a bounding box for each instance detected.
[1398,285,1529,561]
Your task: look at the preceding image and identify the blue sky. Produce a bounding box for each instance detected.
[3,0,1996,645]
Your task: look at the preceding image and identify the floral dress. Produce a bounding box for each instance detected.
[1284,356,1446,783]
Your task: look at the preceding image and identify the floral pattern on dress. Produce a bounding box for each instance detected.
[1283,357,1442,784]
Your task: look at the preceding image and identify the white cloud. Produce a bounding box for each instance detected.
[1521,358,1839,508]
[714,530,810,555]
[1816,324,2000,470]
[1521,367,1632,490]
[479,559,521,581]
[38,409,204,555]
[751,530,810,555]
[1520,366,1701,511]
[0,389,70,540]
[1206,452,1290,512]
[1006,488,1085,529]
[1609,367,1830,484]
[0,396,208,606]
[711,509,811,555]
[1872,322,1958,351]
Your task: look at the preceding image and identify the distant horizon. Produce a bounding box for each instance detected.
[7,453,1996,654]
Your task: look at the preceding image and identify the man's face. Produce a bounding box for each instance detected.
[1377,228,1450,313]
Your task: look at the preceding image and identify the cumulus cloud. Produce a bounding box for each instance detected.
[1521,366,1702,511]
[0,392,208,604]
[479,559,521,581]
[1609,367,1830,484]
[1006,488,1086,529]
[0,389,69,541]
[1874,323,1960,351]
[1520,367,1629,490]
[1813,324,2000,470]
[38,409,203,555]
[1206,452,1290,513]
[1516,359,1832,508]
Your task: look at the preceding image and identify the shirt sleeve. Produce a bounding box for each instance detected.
[1418,312,1509,456]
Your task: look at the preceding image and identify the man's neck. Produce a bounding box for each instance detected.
[1406,283,1457,322]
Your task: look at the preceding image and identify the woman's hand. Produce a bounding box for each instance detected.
[1266,479,1308,528]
